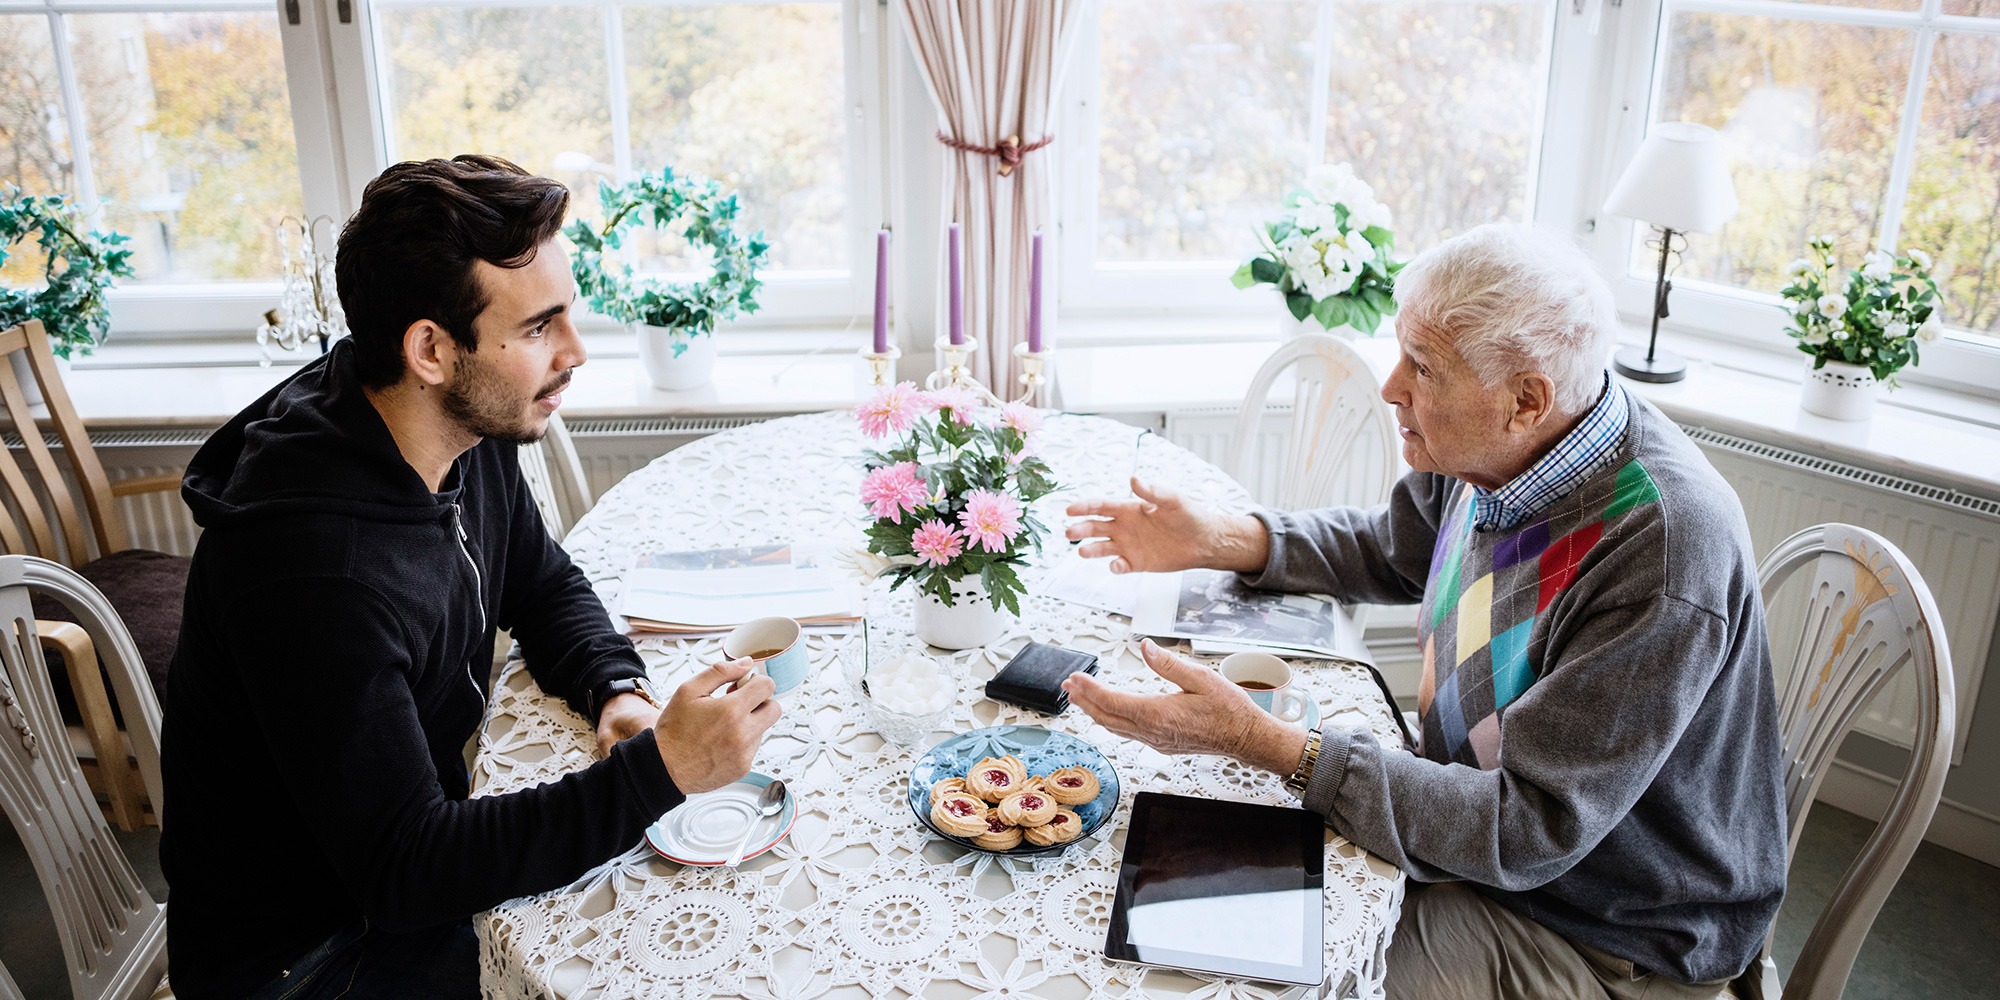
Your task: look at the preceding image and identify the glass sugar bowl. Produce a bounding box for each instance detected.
[862,639,960,747]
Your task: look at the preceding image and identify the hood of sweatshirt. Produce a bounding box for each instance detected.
[182,339,461,529]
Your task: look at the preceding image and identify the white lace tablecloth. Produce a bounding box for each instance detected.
[472,410,1407,1000]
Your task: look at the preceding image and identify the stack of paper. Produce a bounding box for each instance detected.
[619,543,863,636]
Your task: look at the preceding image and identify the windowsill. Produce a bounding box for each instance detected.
[60,333,874,429]
[1056,320,2000,502]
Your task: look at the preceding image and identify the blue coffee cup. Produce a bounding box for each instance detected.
[723,616,809,694]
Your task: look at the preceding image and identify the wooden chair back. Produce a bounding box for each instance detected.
[0,321,124,565]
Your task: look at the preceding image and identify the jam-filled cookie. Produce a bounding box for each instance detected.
[930,776,970,800]
[966,755,1028,802]
[997,788,1057,828]
[972,814,1023,850]
[1023,807,1083,847]
[1045,766,1100,805]
[929,791,990,837]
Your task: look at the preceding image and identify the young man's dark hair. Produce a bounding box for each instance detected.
[335,154,569,388]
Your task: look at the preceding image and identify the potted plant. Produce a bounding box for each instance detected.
[0,186,134,402]
[852,382,1058,649]
[1779,237,1942,421]
[567,167,768,391]
[1231,162,1403,337]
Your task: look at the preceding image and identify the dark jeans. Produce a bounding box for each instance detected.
[245,919,479,1000]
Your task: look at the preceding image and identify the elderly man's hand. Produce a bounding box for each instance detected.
[1063,478,1270,575]
[594,691,660,757]
[1062,639,1306,775]
[654,657,783,794]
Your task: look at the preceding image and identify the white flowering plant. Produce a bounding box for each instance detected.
[1230,163,1403,334]
[851,383,1060,612]
[1779,236,1943,383]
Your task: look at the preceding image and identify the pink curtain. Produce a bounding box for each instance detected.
[899,0,1086,395]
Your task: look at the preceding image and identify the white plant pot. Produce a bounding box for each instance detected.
[635,324,717,391]
[1800,359,1879,422]
[913,576,1009,650]
[1278,301,1358,340]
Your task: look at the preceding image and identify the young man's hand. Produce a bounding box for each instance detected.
[653,657,782,794]
[594,692,659,758]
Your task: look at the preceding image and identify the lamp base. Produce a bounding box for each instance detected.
[1613,346,1687,384]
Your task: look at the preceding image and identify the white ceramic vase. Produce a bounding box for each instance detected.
[912,576,1008,650]
[635,324,717,391]
[1800,359,1879,422]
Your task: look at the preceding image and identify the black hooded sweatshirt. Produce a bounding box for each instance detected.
[161,341,684,999]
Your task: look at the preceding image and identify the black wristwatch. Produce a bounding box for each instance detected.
[587,675,663,724]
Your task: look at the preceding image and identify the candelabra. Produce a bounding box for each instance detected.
[859,344,901,388]
[257,215,348,366]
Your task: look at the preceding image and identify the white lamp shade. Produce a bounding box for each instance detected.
[1602,122,1739,234]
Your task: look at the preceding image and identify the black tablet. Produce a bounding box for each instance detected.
[1104,791,1325,986]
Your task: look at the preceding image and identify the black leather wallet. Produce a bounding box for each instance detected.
[985,642,1099,715]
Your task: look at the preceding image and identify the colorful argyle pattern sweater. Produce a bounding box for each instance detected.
[1415,456,1661,768]
[1245,391,1787,985]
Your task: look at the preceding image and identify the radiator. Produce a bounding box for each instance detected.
[1161,410,2000,762]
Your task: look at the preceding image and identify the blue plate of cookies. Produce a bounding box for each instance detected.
[908,725,1120,855]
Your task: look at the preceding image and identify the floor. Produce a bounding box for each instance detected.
[2,805,1996,999]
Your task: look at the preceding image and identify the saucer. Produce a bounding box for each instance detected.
[644,771,796,866]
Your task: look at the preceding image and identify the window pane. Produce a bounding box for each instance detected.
[624,3,845,272]
[1904,33,2000,338]
[0,14,65,286]
[1942,0,2000,17]
[70,11,300,282]
[1322,0,1554,254]
[1651,14,1911,294]
[377,5,610,219]
[1097,0,1317,263]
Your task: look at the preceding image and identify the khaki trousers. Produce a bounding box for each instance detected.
[1384,882,1731,1000]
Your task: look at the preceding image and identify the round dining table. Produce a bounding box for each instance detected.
[472,409,1408,1000]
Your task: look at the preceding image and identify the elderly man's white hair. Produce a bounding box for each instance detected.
[1393,224,1617,415]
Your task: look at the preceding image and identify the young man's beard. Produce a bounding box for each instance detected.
[441,351,568,446]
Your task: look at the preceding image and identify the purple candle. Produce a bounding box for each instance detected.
[873,229,890,354]
[1027,230,1044,353]
[948,222,964,346]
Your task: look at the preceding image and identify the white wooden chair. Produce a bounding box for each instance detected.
[1228,333,1398,514]
[1745,523,1954,1000]
[517,411,594,539]
[0,555,168,1000]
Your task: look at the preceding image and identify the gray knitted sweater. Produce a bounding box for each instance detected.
[1247,393,1785,984]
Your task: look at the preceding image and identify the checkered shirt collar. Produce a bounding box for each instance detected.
[1471,372,1628,532]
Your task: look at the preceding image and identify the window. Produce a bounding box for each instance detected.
[1621,0,2000,361]
[0,2,300,287]
[1065,0,1559,314]
[367,0,866,324]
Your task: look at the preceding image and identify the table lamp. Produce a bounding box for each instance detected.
[1602,122,1738,383]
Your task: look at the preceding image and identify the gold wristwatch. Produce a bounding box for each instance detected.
[1284,728,1323,796]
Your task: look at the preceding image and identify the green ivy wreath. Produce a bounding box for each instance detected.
[0,186,134,359]
[565,167,769,356]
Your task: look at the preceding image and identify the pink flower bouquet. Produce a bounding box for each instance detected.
[853,384,1059,611]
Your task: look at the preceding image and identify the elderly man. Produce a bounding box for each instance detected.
[1063,224,1785,1000]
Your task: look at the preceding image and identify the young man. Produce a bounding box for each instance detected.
[161,155,779,999]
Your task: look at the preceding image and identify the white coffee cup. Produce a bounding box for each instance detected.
[1220,651,1309,723]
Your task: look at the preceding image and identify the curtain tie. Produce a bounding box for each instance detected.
[936,131,1054,177]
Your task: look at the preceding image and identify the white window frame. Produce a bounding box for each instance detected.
[1582,0,2000,399]
[6,0,887,345]
[1056,0,1570,329]
[0,0,316,340]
